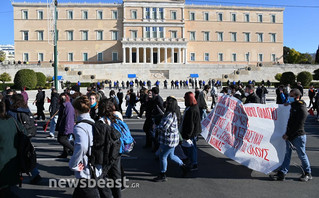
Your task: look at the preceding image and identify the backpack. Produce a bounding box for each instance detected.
[76,120,122,174]
[98,90,106,100]
[16,111,37,137]
[13,119,37,187]
[109,118,135,154]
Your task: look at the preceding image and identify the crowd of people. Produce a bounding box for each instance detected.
[0,78,315,197]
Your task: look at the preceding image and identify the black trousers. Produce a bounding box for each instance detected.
[36,104,45,120]
[107,156,122,198]
[309,97,314,107]
[57,133,74,155]
[138,104,146,118]
[118,102,123,115]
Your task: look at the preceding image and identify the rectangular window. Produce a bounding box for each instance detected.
[171,11,177,20]
[271,54,276,62]
[258,14,263,22]
[271,15,276,23]
[38,53,44,62]
[258,54,263,62]
[190,32,196,41]
[190,12,195,21]
[190,53,195,61]
[244,33,250,42]
[146,8,150,19]
[83,53,88,61]
[217,32,223,41]
[159,8,164,20]
[231,13,236,22]
[82,31,88,40]
[82,10,88,19]
[231,32,237,42]
[271,33,276,42]
[97,52,103,61]
[131,10,137,19]
[232,53,237,62]
[68,53,73,62]
[112,52,118,61]
[22,10,28,19]
[204,12,209,21]
[68,10,73,19]
[159,27,164,38]
[37,10,43,20]
[23,53,29,62]
[112,11,118,19]
[67,31,73,41]
[152,8,157,19]
[218,53,223,61]
[145,27,150,38]
[204,32,209,41]
[112,31,118,40]
[38,31,44,41]
[218,13,223,21]
[152,27,157,38]
[131,31,137,39]
[245,53,250,62]
[171,31,177,38]
[204,53,209,61]
[245,14,250,22]
[97,31,103,40]
[22,31,28,40]
[97,10,103,19]
[258,33,263,42]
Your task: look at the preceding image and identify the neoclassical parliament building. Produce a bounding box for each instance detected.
[13,0,284,65]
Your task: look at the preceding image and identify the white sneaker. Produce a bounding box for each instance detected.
[137,116,141,119]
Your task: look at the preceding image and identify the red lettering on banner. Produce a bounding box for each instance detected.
[202,118,211,128]
[244,107,258,118]
[209,137,225,151]
[216,117,226,129]
[229,99,236,111]
[215,105,226,116]
[211,125,219,136]
[271,108,278,120]
[243,130,264,146]
[246,145,269,161]
[225,121,231,132]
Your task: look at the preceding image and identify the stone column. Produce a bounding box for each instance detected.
[129,47,132,64]
[171,47,174,63]
[184,47,188,64]
[150,47,153,64]
[123,47,126,64]
[143,47,147,63]
[164,47,167,64]
[178,48,181,63]
[157,47,161,64]
[136,47,139,63]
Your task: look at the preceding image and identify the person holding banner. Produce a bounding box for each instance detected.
[270,89,312,182]
[181,92,202,171]
[244,84,260,104]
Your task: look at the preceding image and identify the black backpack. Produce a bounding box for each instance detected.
[13,119,37,187]
[16,111,37,137]
[76,120,122,176]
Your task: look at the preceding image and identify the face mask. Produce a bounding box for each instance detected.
[245,92,249,97]
[288,97,295,103]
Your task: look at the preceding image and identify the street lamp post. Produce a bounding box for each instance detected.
[53,0,58,90]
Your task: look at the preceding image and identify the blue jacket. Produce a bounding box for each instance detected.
[56,101,75,135]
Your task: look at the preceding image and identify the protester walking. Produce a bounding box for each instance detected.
[56,93,75,158]
[270,89,312,182]
[20,87,29,105]
[308,84,316,108]
[153,96,188,182]
[197,85,210,120]
[143,90,154,148]
[125,89,139,118]
[137,88,148,119]
[48,88,59,138]
[181,92,202,171]
[117,89,124,114]
[34,87,45,120]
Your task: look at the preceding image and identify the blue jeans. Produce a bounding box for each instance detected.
[200,109,207,121]
[280,135,311,174]
[159,144,183,173]
[31,167,40,179]
[182,137,198,166]
[49,115,58,136]
[125,104,139,118]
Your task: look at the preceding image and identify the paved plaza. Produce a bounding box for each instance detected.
[10,87,319,198]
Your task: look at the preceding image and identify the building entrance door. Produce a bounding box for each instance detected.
[153,53,158,64]
[132,52,136,63]
[174,53,178,63]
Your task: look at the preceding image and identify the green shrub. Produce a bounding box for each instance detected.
[280,72,296,85]
[274,73,282,82]
[36,72,46,87]
[14,69,37,89]
[297,71,313,87]
[46,75,53,83]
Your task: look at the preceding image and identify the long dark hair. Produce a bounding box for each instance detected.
[165,96,180,121]
[98,98,117,123]
[0,102,9,119]
[11,94,28,109]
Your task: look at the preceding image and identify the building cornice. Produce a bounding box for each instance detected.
[12,2,121,8]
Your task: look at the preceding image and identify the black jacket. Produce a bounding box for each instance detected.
[286,100,307,141]
[151,95,164,125]
[117,92,124,103]
[244,93,260,104]
[181,105,202,140]
[49,92,60,117]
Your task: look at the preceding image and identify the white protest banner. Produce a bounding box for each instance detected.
[201,95,291,174]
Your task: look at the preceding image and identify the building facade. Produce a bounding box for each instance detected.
[13,0,284,65]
